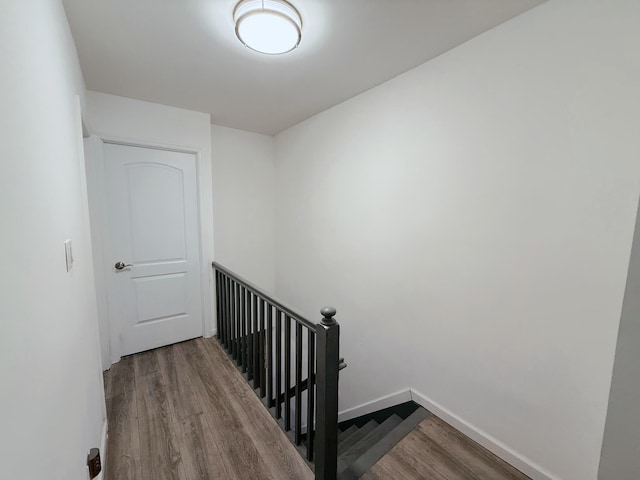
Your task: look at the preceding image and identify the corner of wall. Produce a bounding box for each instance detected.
[409,389,558,480]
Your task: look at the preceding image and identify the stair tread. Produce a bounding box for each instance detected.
[338,407,431,480]
[338,420,379,453]
[338,414,403,473]
[339,425,358,442]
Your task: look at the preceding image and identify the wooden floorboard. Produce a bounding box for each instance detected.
[362,415,531,480]
[135,369,187,480]
[104,337,313,480]
[158,344,229,479]
[198,337,314,479]
[183,340,273,480]
[134,349,161,378]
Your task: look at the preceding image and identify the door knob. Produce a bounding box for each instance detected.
[114,261,133,270]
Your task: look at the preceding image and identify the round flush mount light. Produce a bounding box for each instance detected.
[233,0,302,55]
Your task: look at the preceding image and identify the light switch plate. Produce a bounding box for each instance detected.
[64,239,73,272]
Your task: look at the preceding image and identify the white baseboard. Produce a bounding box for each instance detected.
[338,388,412,423]
[409,389,559,480]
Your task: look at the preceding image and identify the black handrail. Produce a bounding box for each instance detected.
[213,261,316,331]
[212,262,343,480]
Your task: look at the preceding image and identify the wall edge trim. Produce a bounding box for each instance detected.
[338,388,412,423]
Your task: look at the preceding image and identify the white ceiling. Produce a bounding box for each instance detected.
[63,0,543,135]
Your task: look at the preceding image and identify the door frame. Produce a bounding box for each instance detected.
[85,134,215,368]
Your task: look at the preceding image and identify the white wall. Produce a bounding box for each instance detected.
[0,1,106,479]
[211,125,276,292]
[274,1,640,479]
[85,91,215,361]
[599,196,640,480]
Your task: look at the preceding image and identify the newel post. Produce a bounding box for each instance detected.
[315,306,340,480]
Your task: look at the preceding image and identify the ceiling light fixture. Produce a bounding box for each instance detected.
[233,0,302,55]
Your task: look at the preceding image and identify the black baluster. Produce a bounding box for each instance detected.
[306,330,316,461]
[258,298,265,395]
[253,292,259,388]
[222,273,228,348]
[295,322,303,444]
[232,281,238,360]
[215,270,220,338]
[285,315,292,431]
[236,282,242,362]
[267,304,274,407]
[276,309,282,419]
[241,287,247,372]
[247,291,253,380]
[217,272,223,345]
[236,284,241,364]
[224,275,230,350]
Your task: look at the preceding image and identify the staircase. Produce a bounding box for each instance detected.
[335,403,429,479]
[290,402,429,479]
[213,261,428,480]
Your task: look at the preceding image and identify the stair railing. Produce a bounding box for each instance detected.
[212,262,344,480]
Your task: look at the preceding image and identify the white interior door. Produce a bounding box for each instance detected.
[103,143,203,356]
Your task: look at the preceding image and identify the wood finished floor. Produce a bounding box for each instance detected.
[361,415,531,480]
[103,337,313,480]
